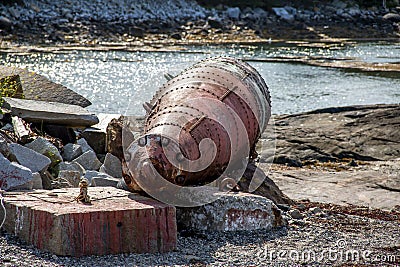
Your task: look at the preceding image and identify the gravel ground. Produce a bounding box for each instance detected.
[0,202,399,267]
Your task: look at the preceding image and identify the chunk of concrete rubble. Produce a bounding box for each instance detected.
[80,114,121,154]
[92,176,120,187]
[84,171,119,187]
[32,172,43,189]
[0,65,91,107]
[8,143,51,173]
[57,162,85,177]
[176,191,286,232]
[25,137,62,167]
[1,123,13,132]
[0,135,9,157]
[10,172,43,190]
[0,153,33,191]
[76,138,94,153]
[9,180,33,191]
[99,153,122,178]
[11,116,33,143]
[72,151,101,171]
[58,170,81,187]
[62,143,82,161]
[2,97,99,127]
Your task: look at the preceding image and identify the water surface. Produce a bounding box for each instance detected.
[1,42,399,115]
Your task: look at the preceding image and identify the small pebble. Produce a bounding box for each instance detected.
[288,209,304,220]
[309,207,322,214]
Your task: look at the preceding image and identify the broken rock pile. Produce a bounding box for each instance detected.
[0,67,129,192]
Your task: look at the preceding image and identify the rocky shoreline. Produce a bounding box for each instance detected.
[0,0,399,48]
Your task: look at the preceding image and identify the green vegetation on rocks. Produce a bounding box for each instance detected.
[0,74,23,109]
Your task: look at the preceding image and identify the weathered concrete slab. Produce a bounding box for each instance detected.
[176,191,286,232]
[2,187,177,256]
[2,97,99,127]
[0,65,91,107]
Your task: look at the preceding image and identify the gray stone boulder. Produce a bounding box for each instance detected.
[12,172,44,190]
[58,162,85,177]
[226,7,240,20]
[0,153,32,191]
[25,137,62,167]
[0,65,91,107]
[272,7,294,22]
[270,104,400,163]
[72,151,101,171]
[32,172,43,189]
[58,170,81,187]
[383,13,400,22]
[76,138,94,153]
[0,135,9,157]
[2,97,99,127]
[0,16,12,30]
[62,143,82,161]
[8,143,51,173]
[81,128,106,154]
[84,171,119,187]
[99,153,122,178]
[176,192,286,232]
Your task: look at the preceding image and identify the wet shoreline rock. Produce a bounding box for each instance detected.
[268,104,400,165]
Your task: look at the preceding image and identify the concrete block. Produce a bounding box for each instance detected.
[2,187,177,256]
[176,191,286,232]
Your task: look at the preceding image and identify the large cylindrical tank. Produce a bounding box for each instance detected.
[124,57,271,193]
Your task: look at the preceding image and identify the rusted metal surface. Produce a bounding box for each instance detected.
[124,57,271,192]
